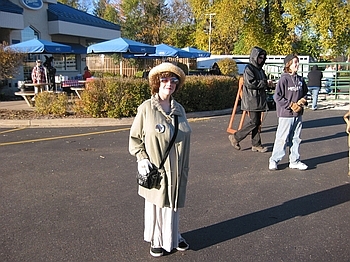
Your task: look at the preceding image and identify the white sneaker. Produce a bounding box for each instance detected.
[269,161,278,170]
[176,240,189,251]
[289,161,308,170]
[150,247,163,257]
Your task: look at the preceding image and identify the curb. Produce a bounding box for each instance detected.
[1,103,349,128]
[0,109,234,128]
[0,117,135,128]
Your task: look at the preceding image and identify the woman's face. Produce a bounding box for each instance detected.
[289,58,299,73]
[158,76,178,98]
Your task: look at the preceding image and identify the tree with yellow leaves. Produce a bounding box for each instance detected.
[0,42,26,81]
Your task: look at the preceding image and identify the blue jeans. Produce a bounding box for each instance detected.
[308,86,320,109]
[269,116,303,164]
[324,79,333,94]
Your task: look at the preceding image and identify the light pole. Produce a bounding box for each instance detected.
[205,13,216,53]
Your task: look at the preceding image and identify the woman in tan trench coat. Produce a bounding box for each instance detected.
[129,62,192,257]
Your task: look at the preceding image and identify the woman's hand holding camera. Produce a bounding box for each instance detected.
[137,159,152,176]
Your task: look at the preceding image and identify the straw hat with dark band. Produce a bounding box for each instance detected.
[148,62,186,89]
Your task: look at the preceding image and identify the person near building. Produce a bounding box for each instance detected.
[269,54,309,171]
[307,65,323,110]
[83,66,92,80]
[128,62,192,257]
[228,46,269,153]
[31,59,47,99]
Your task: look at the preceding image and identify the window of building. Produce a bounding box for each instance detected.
[52,54,77,71]
[22,26,39,41]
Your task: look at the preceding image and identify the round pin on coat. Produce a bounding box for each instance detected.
[155,124,165,133]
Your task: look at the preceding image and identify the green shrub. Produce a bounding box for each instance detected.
[35,92,68,116]
[217,58,238,77]
[135,71,144,78]
[33,76,238,118]
[174,75,237,112]
[74,78,150,118]
[73,76,237,117]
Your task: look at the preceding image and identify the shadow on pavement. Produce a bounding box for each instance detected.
[303,116,345,129]
[183,184,350,251]
[303,132,346,144]
[305,151,348,169]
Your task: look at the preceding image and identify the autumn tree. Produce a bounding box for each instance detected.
[307,0,350,58]
[162,0,196,47]
[119,0,195,47]
[93,0,121,24]
[188,0,350,58]
[120,0,168,45]
[58,0,91,11]
[0,42,26,80]
[61,0,350,58]
[58,0,79,8]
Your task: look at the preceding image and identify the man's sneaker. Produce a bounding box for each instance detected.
[289,161,308,170]
[269,161,278,170]
[228,135,241,150]
[252,145,268,153]
[150,247,164,257]
[176,240,189,251]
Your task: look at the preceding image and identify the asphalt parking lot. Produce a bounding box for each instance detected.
[1,108,350,261]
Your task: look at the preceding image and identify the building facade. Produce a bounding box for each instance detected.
[0,0,121,95]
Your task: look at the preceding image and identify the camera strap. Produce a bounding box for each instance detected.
[159,115,179,169]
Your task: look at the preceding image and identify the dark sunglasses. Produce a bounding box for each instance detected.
[160,77,179,84]
[258,56,265,59]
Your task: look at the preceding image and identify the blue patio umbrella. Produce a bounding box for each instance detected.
[6,39,72,53]
[181,47,211,58]
[87,37,156,76]
[150,43,196,58]
[87,37,156,54]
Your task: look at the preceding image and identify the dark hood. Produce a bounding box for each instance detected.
[312,65,318,70]
[249,46,267,69]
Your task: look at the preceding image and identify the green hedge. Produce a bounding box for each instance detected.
[75,77,150,118]
[74,76,238,118]
[35,76,238,118]
[174,75,237,112]
[35,92,69,116]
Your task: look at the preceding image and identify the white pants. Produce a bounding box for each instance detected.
[144,200,183,252]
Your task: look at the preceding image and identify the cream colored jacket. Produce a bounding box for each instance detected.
[129,94,191,209]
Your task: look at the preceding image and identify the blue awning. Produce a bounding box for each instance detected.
[150,43,196,58]
[87,37,155,54]
[7,39,71,54]
[57,43,87,54]
[70,44,87,54]
[0,0,23,14]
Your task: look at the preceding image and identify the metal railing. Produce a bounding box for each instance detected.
[264,62,350,99]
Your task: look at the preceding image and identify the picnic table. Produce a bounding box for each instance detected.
[15,83,49,107]
[59,80,86,98]
[15,80,88,107]
[14,91,36,107]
